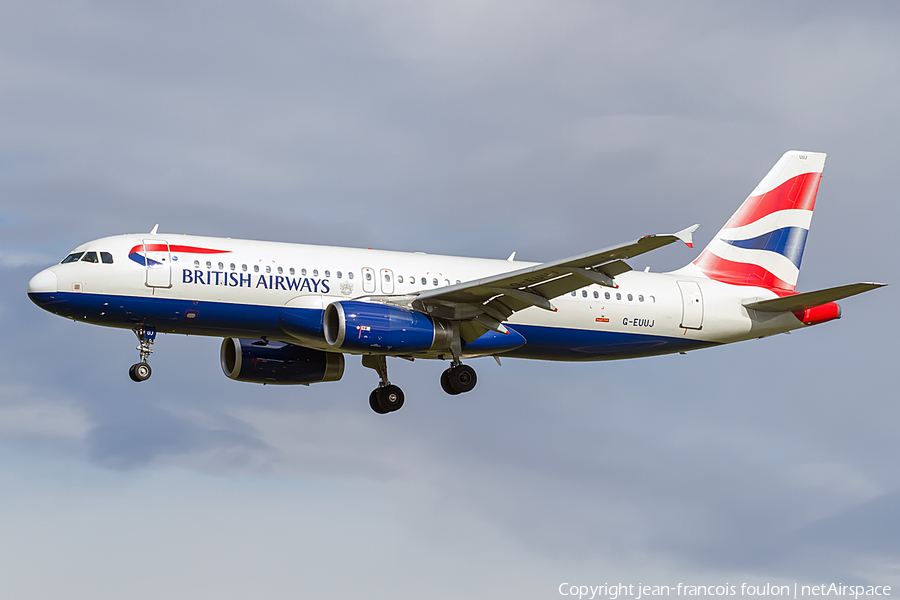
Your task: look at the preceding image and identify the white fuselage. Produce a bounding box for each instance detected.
[28,233,807,362]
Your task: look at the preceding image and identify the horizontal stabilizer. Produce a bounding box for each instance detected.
[742,282,886,313]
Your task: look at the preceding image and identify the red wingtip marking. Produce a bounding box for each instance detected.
[686,242,693,248]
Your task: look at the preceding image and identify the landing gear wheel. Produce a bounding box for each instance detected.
[448,364,477,394]
[377,385,405,412]
[369,389,389,414]
[129,362,152,382]
[441,369,461,395]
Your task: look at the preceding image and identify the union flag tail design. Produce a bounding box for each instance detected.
[691,151,826,293]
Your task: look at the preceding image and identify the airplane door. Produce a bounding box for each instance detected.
[362,268,376,293]
[143,239,172,288]
[677,280,703,329]
[380,269,394,294]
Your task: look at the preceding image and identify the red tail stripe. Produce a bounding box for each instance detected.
[693,250,794,292]
[725,172,821,229]
[129,244,231,254]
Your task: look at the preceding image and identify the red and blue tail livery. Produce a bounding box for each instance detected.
[690,151,824,292]
[27,150,884,414]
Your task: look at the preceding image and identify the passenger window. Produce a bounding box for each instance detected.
[289,268,295,275]
[348,272,354,280]
[230,263,235,271]
[421,277,426,285]
[313,269,319,277]
[650,295,656,303]
[253,265,259,273]
[605,292,610,299]
[616,293,622,300]
[366,272,372,281]
[194,260,200,268]
[385,274,391,282]
[627,294,633,301]
[242,264,247,272]
[336,271,342,279]
[266,266,271,274]
[433,278,438,286]
[277,266,282,274]
[325,270,330,277]
[100,252,114,264]
[582,290,587,298]
[593,291,599,299]
[456,280,461,284]
[638,295,644,302]
[81,251,99,263]
[397,275,403,283]
[206,261,212,269]
[218,262,224,270]
[61,252,84,264]
[571,291,576,297]
[301,269,307,276]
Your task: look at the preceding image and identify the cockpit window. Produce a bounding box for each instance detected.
[100,252,114,264]
[61,252,84,264]
[81,251,99,263]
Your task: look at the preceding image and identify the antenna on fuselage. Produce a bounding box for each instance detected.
[150,224,159,235]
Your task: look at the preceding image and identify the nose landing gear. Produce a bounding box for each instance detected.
[129,324,156,382]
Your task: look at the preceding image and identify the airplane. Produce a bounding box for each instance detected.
[27,151,885,414]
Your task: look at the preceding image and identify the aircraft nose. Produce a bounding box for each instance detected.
[27,268,58,294]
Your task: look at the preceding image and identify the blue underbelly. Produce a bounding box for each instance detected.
[506,324,716,361]
[29,292,717,360]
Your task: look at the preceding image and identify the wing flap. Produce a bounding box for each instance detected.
[742,282,886,313]
[411,226,698,321]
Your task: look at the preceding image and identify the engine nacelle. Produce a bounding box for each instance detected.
[323,300,452,353]
[793,302,842,326]
[220,338,344,385]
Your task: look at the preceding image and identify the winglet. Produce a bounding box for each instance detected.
[150,224,159,235]
[507,252,516,262]
[674,224,700,248]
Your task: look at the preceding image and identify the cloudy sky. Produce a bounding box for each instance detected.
[2,1,898,598]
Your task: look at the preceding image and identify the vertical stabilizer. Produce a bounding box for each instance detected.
[688,151,826,293]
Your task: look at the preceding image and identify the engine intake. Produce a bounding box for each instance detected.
[220,338,344,385]
[323,301,452,352]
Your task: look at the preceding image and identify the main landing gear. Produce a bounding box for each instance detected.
[129,324,156,382]
[362,355,405,414]
[361,354,479,414]
[440,361,477,395]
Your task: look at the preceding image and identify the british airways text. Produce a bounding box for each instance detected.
[182,269,330,293]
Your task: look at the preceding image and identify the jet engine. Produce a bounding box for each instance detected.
[323,301,452,353]
[220,338,344,384]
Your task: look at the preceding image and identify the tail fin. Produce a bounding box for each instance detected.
[690,150,826,293]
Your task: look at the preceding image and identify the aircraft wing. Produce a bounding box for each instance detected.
[407,225,698,335]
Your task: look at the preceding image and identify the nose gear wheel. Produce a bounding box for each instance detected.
[129,324,156,382]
